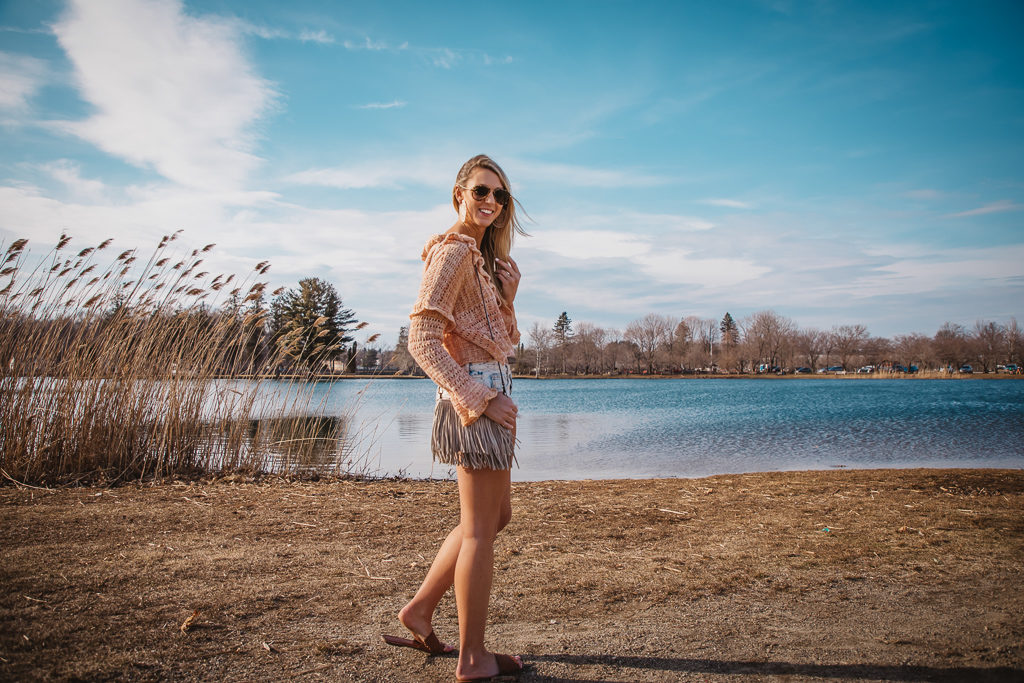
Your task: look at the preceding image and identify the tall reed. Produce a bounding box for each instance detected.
[0,233,367,485]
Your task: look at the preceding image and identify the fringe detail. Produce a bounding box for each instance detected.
[432,399,515,470]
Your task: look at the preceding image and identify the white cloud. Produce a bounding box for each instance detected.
[0,52,47,111]
[39,160,108,202]
[343,36,389,51]
[699,198,752,209]
[355,100,407,110]
[51,0,277,191]
[947,200,1023,218]
[847,245,1024,298]
[299,30,334,44]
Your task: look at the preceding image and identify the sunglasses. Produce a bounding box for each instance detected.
[461,184,511,206]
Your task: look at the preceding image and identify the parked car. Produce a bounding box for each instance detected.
[1003,364,1019,373]
[908,365,919,374]
[959,364,973,374]
[795,367,812,374]
[857,365,875,374]
[826,366,846,375]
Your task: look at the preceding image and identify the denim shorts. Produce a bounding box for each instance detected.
[436,361,511,401]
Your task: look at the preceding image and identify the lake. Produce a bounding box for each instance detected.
[254,377,1024,481]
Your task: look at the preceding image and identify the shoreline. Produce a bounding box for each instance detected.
[219,372,1024,381]
[2,467,1022,681]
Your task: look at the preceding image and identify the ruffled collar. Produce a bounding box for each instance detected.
[421,232,500,295]
[420,231,480,261]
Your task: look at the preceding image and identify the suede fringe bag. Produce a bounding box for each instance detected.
[430,269,515,470]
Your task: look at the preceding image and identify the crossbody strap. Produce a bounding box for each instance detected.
[473,267,509,396]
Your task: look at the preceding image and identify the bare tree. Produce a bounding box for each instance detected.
[390,325,417,374]
[861,336,893,368]
[893,333,930,370]
[694,318,720,370]
[1006,318,1022,367]
[624,314,674,374]
[602,328,625,373]
[672,317,693,370]
[793,328,826,370]
[972,320,1006,373]
[572,322,606,375]
[744,310,796,371]
[528,321,552,378]
[831,324,869,371]
[933,322,969,371]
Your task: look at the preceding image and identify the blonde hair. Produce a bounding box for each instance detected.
[452,154,528,295]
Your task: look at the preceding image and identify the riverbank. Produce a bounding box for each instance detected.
[2,468,1022,681]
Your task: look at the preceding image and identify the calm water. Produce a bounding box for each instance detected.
[256,378,1024,481]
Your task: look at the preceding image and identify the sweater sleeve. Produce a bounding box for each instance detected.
[409,240,497,426]
[408,313,497,426]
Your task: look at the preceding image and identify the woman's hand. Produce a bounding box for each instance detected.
[494,258,520,307]
[483,393,518,431]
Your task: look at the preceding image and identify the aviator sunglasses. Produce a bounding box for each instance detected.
[460,184,511,206]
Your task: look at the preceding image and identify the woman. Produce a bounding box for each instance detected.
[382,155,527,682]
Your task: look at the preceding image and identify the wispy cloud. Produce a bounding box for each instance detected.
[343,36,391,51]
[299,30,334,44]
[699,198,752,209]
[483,54,514,66]
[512,160,673,188]
[51,0,277,191]
[0,52,47,111]
[283,158,447,189]
[947,200,1023,218]
[428,47,460,69]
[355,100,407,110]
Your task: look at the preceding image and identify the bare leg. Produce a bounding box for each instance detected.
[453,466,521,681]
[397,525,461,650]
[398,479,511,651]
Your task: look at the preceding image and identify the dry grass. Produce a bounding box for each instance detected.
[0,233,368,486]
[0,468,1021,681]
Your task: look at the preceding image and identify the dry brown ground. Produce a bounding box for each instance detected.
[2,468,1023,682]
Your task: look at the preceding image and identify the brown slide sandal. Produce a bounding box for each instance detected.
[381,630,452,655]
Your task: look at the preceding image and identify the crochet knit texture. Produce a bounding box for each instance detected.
[409,233,520,426]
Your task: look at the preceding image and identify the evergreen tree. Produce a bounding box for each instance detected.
[553,311,573,345]
[270,278,356,374]
[553,311,573,374]
[720,312,739,346]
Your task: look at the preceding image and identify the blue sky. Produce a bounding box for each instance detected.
[1,0,1022,347]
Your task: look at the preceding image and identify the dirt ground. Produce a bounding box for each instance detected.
[2,468,1023,682]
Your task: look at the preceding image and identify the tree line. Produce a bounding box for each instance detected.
[499,310,1022,376]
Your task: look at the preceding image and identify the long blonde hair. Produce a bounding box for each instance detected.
[452,154,528,295]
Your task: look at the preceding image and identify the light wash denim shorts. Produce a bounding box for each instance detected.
[436,361,511,401]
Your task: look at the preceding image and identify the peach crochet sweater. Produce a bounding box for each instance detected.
[409,233,520,426]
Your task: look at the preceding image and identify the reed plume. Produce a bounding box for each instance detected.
[0,234,369,485]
